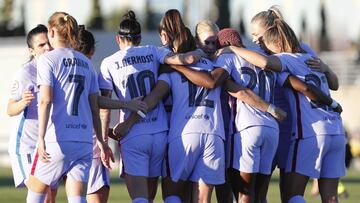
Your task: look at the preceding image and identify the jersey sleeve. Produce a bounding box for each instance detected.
[155,46,172,64]
[213,54,233,74]
[37,55,54,87]
[158,73,172,88]
[97,58,113,90]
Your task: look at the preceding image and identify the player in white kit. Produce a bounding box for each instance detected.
[98,11,203,203]
[26,12,114,203]
[213,28,283,203]
[219,19,344,203]
[249,6,340,202]
[7,24,58,203]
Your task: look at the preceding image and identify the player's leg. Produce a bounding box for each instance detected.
[284,136,320,202]
[147,177,158,202]
[65,142,93,203]
[318,135,346,203]
[86,157,110,203]
[256,126,279,203]
[86,186,109,203]
[162,134,200,202]
[238,127,263,203]
[214,174,233,203]
[190,134,225,202]
[44,187,58,203]
[192,182,214,203]
[148,132,167,202]
[27,175,49,203]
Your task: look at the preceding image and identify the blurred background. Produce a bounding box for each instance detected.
[0,0,360,170]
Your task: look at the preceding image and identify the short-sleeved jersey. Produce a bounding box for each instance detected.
[159,58,225,141]
[37,48,99,143]
[214,53,278,132]
[8,60,39,154]
[276,53,344,139]
[98,45,171,138]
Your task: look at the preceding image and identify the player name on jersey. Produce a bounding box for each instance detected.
[116,54,154,69]
[62,57,89,69]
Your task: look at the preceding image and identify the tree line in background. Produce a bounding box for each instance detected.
[0,0,345,52]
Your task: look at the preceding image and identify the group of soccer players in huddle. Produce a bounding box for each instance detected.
[8,5,345,203]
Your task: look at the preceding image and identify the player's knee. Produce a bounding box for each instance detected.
[288,195,306,203]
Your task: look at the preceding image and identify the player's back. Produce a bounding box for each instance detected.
[160,58,225,141]
[98,45,170,140]
[276,52,344,138]
[216,53,278,132]
[37,48,98,143]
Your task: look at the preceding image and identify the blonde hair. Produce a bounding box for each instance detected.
[48,12,79,48]
[263,19,303,53]
[195,20,219,40]
[251,5,283,29]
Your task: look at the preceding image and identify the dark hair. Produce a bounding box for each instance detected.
[26,24,48,49]
[158,9,185,47]
[77,25,95,56]
[263,19,303,53]
[173,27,197,53]
[118,10,141,45]
[48,12,79,48]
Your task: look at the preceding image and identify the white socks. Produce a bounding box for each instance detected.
[26,190,46,203]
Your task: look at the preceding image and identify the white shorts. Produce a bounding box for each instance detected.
[10,153,33,188]
[272,120,292,169]
[164,133,225,185]
[229,126,279,175]
[120,131,167,177]
[87,157,110,194]
[286,135,346,178]
[31,142,92,186]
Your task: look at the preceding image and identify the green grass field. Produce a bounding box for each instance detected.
[1,167,359,202]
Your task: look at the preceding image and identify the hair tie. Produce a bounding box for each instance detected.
[64,15,68,22]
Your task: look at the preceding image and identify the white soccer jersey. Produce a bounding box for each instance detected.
[98,45,171,138]
[159,58,225,141]
[8,60,38,154]
[37,48,99,144]
[214,53,278,132]
[276,52,345,139]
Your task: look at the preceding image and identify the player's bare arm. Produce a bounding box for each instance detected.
[285,75,342,113]
[224,79,287,121]
[168,64,229,89]
[112,81,170,140]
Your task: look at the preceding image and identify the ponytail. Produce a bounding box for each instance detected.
[158,9,186,43]
[173,27,196,53]
[48,12,79,48]
[263,19,303,53]
[77,25,95,56]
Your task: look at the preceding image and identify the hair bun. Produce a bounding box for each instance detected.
[78,25,85,30]
[123,10,136,21]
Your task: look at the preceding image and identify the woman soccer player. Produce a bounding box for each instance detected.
[7,24,58,203]
[98,11,203,203]
[220,18,344,203]
[26,12,113,203]
[249,6,340,202]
